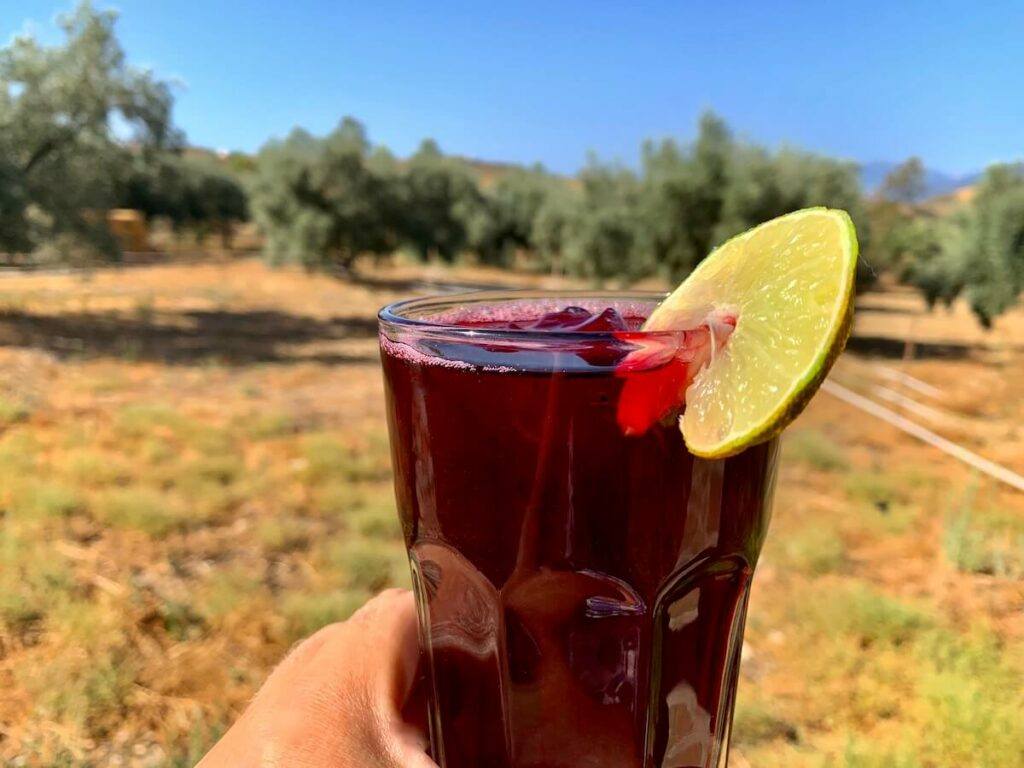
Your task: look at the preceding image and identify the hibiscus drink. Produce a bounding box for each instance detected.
[379,293,778,768]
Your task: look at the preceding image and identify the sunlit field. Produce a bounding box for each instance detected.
[0,257,1020,766]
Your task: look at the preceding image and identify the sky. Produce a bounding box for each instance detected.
[4,0,1023,175]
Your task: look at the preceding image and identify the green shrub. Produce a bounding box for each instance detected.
[732,699,799,746]
[797,583,933,647]
[19,599,136,737]
[279,590,368,640]
[0,432,40,478]
[315,481,363,517]
[162,722,226,768]
[243,410,297,439]
[351,501,400,541]
[838,738,921,768]
[63,449,132,488]
[197,566,266,622]
[912,630,1024,764]
[0,397,30,428]
[20,649,136,737]
[785,429,849,473]
[944,492,1024,578]
[91,486,186,536]
[341,540,404,592]
[158,599,206,642]
[115,404,189,439]
[844,470,905,511]
[771,523,846,576]
[10,480,85,520]
[178,455,243,486]
[257,516,312,554]
[0,524,75,631]
[302,432,391,486]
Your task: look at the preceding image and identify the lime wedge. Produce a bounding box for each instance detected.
[645,207,858,458]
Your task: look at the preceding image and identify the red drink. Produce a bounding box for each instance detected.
[379,293,778,768]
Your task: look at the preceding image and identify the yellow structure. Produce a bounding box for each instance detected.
[106,208,149,252]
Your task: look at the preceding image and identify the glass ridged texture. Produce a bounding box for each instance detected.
[379,291,780,768]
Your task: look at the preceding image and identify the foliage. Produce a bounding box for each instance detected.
[892,164,1024,325]
[944,479,1024,578]
[0,2,180,260]
[122,153,248,242]
[469,165,561,267]
[636,113,732,282]
[248,118,398,270]
[561,159,649,282]
[530,185,578,274]
[177,156,249,238]
[785,428,850,473]
[948,165,1024,325]
[249,110,872,289]
[882,157,927,204]
[398,139,484,262]
[895,216,962,304]
[630,113,869,285]
[254,103,1024,322]
[728,146,871,285]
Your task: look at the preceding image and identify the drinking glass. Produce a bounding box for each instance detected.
[379,291,779,768]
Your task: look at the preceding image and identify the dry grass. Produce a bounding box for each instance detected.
[0,257,1020,766]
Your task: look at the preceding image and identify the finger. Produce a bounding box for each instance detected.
[339,588,422,708]
[298,589,434,767]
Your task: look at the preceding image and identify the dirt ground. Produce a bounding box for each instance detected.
[0,257,1020,766]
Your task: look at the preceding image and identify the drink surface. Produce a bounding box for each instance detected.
[380,302,779,768]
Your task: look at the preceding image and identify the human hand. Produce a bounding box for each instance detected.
[197,589,435,768]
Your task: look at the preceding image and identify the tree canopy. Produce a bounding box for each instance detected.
[248,119,398,271]
[398,140,484,263]
[942,166,1024,326]
[122,153,248,239]
[0,2,179,259]
[882,157,927,204]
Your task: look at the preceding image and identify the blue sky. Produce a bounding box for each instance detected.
[4,1,1023,175]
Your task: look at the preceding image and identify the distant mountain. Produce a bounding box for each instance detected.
[859,161,980,199]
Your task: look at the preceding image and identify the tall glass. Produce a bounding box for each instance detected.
[379,291,779,768]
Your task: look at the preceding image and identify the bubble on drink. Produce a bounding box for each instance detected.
[405,303,734,432]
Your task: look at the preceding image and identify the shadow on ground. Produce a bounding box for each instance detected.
[845,334,976,360]
[0,304,1007,366]
[348,272,517,295]
[0,308,380,365]
[855,302,925,315]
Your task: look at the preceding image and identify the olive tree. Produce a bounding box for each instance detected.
[0,2,179,260]
[249,118,397,270]
[398,140,483,262]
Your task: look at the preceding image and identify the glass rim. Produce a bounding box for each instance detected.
[378,289,672,340]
